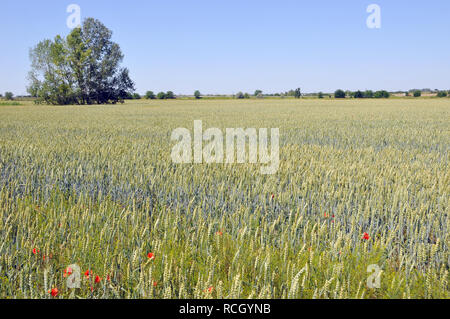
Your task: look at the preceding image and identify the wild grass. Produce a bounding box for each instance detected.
[0,101,22,106]
[0,99,448,299]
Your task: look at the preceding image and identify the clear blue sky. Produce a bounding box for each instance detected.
[1,0,449,95]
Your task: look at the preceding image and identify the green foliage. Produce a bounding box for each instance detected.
[194,90,201,99]
[28,18,134,105]
[318,92,324,99]
[4,92,14,100]
[413,90,422,98]
[0,102,21,106]
[165,91,175,99]
[254,90,262,96]
[132,93,141,100]
[354,90,364,98]
[436,91,447,98]
[235,92,245,99]
[145,91,155,99]
[364,90,374,98]
[374,90,390,98]
[157,92,166,99]
[294,88,302,99]
[334,89,346,99]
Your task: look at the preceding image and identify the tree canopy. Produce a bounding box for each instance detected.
[334,89,346,99]
[4,92,14,100]
[235,92,245,99]
[145,91,155,99]
[28,18,134,105]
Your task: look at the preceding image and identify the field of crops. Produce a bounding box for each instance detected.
[0,98,448,299]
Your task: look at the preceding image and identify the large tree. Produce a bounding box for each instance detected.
[334,89,346,99]
[28,18,134,105]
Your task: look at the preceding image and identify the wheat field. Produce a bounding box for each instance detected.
[0,98,448,298]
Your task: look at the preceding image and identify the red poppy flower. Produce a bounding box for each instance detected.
[216,231,223,236]
[95,275,101,284]
[147,252,155,260]
[362,233,370,240]
[153,281,157,287]
[106,274,111,281]
[32,248,39,255]
[49,288,58,297]
[207,286,213,293]
[84,270,92,279]
[271,194,275,200]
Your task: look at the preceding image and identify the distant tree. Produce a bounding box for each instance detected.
[334,89,346,99]
[4,92,14,100]
[294,88,302,99]
[157,92,166,99]
[345,90,353,98]
[374,90,390,98]
[413,90,421,97]
[165,91,175,99]
[145,91,155,99]
[244,93,250,99]
[235,92,245,99]
[194,90,201,99]
[0,93,3,98]
[254,90,262,96]
[364,90,374,98]
[132,93,141,99]
[318,92,324,99]
[256,93,264,99]
[28,18,134,105]
[354,90,364,98]
[436,91,447,97]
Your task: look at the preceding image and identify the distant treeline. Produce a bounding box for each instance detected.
[4,88,449,102]
[122,88,449,100]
